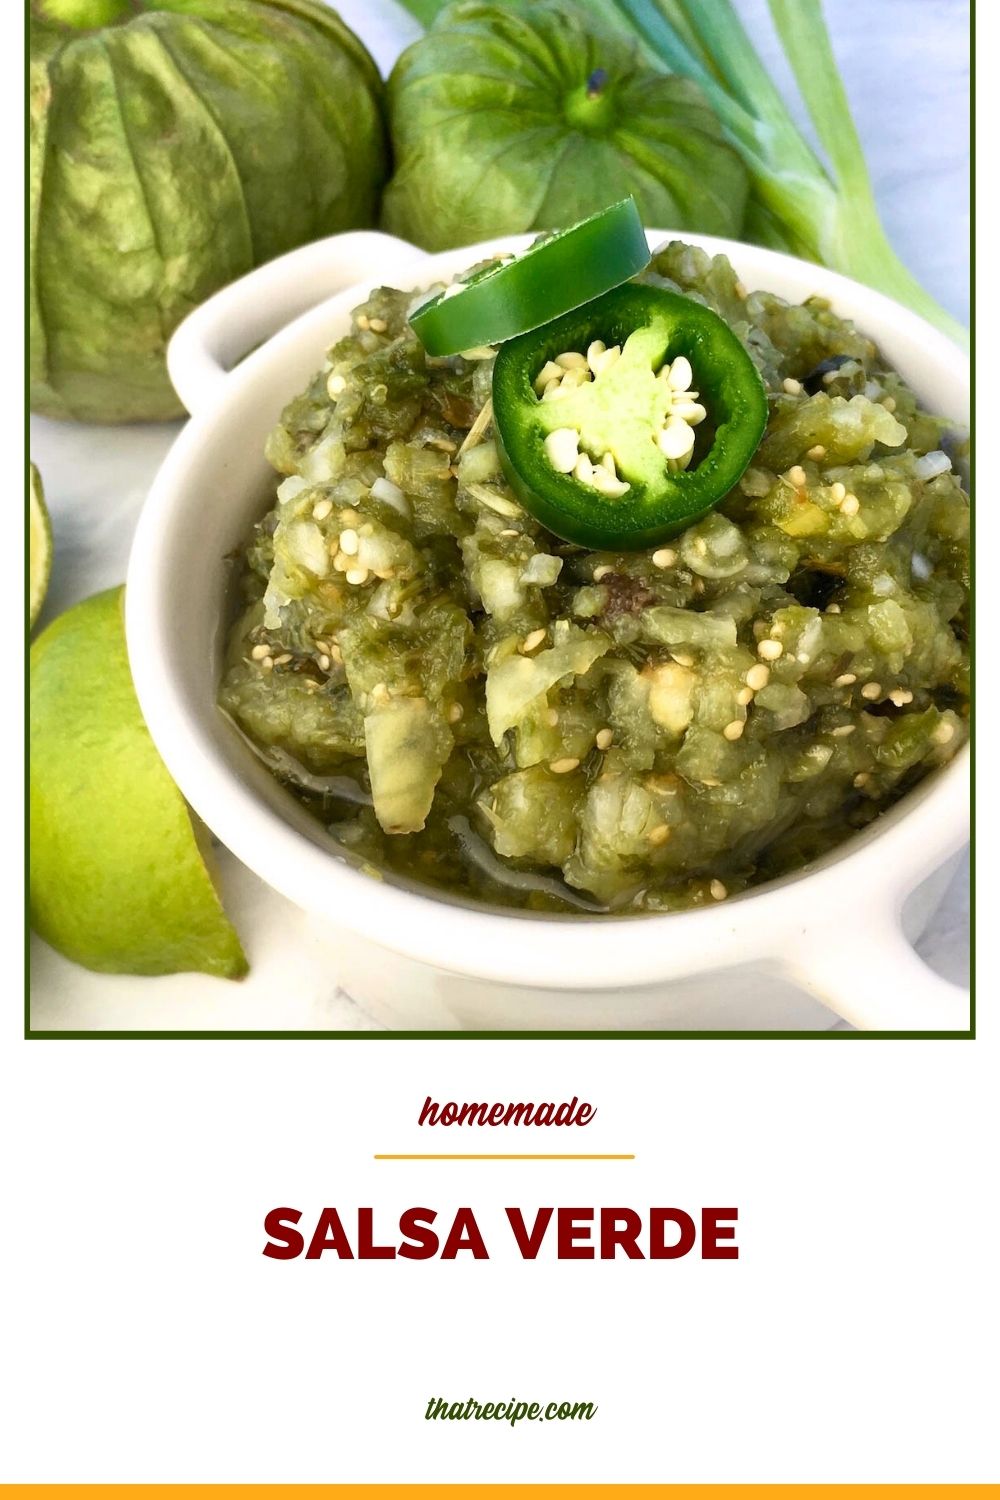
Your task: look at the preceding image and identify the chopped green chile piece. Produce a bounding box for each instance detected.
[409,198,649,356]
[492,283,768,549]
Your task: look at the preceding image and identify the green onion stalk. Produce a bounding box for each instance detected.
[612,0,966,347]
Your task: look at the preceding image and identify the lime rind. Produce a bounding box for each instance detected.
[30,587,247,979]
[28,462,52,629]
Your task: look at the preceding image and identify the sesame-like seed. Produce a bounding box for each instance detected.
[822,368,838,385]
[522,628,547,653]
[341,508,359,525]
[586,339,607,373]
[833,673,857,687]
[499,529,519,539]
[932,720,955,744]
[251,644,270,661]
[648,823,671,846]
[746,663,770,691]
[546,709,560,728]
[326,373,346,398]
[831,482,847,503]
[840,494,860,517]
[569,450,593,486]
[652,547,677,569]
[787,464,807,487]
[593,564,613,581]
[596,727,614,750]
[861,682,882,700]
[589,459,631,498]
[830,724,856,737]
[273,653,292,666]
[826,603,842,614]
[368,317,387,333]
[550,757,580,774]
[544,427,580,474]
[670,651,694,668]
[796,652,810,664]
[758,638,783,661]
[346,567,369,586]
[317,654,331,671]
[882,396,896,412]
[736,686,754,706]
[723,719,745,741]
[668,355,693,390]
[657,422,695,464]
[854,772,872,788]
[448,703,463,723]
[339,528,359,555]
[261,656,274,672]
[807,444,826,459]
[356,314,370,330]
[709,879,728,901]
[533,360,563,393]
[889,688,914,706]
[312,498,333,521]
[783,377,802,395]
[590,344,622,377]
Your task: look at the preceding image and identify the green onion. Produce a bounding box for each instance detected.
[611,0,967,347]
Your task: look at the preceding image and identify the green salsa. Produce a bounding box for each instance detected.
[218,241,970,914]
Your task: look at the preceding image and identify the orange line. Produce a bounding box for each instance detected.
[3,1487,979,1497]
[374,1153,634,1161]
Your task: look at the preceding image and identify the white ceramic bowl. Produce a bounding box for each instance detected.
[126,229,970,1032]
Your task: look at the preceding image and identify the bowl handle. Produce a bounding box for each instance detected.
[787,914,970,1032]
[167,231,429,416]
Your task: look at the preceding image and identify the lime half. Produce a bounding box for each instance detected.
[30,587,247,978]
[29,462,52,628]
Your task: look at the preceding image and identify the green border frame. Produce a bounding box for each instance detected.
[24,0,974,1043]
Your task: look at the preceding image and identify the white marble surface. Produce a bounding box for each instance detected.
[28,0,970,1032]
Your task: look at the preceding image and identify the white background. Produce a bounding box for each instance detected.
[0,1042,997,1482]
[9,0,995,1486]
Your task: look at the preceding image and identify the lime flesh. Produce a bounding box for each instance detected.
[30,587,247,978]
[28,463,52,628]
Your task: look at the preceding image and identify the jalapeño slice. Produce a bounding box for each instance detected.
[492,283,769,551]
[409,198,649,357]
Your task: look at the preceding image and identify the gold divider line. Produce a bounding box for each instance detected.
[374,1153,635,1161]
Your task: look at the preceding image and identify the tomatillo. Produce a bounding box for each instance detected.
[409,198,649,356]
[492,283,769,550]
